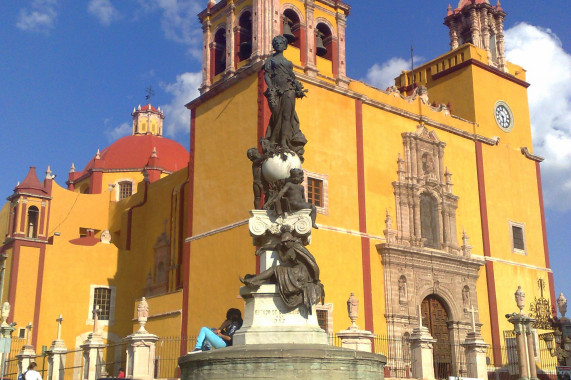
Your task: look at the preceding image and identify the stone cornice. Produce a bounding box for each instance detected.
[432,58,529,88]
[520,147,544,162]
[7,192,52,201]
[378,243,484,275]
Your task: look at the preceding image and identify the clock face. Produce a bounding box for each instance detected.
[494,101,514,132]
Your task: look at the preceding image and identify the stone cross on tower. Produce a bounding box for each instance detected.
[25,322,33,346]
[467,305,479,333]
[56,314,64,341]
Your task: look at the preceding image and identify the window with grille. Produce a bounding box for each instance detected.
[119,182,133,200]
[317,309,328,332]
[307,177,323,207]
[93,287,112,320]
[509,221,526,254]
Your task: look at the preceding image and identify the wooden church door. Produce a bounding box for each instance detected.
[421,295,452,379]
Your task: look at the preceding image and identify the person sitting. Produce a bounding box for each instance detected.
[190,308,242,353]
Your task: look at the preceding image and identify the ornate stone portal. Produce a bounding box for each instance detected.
[377,125,484,377]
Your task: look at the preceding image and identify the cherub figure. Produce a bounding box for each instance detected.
[263,168,317,229]
[247,148,266,209]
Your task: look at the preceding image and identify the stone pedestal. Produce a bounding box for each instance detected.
[507,313,538,380]
[233,284,328,346]
[337,328,375,353]
[47,340,67,380]
[410,325,436,380]
[81,333,105,380]
[462,331,489,380]
[16,345,37,376]
[179,344,386,380]
[123,332,158,380]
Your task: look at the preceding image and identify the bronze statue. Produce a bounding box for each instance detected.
[241,232,324,312]
[263,168,317,229]
[262,35,308,160]
[247,148,266,209]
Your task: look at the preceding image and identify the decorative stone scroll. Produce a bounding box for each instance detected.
[249,209,312,247]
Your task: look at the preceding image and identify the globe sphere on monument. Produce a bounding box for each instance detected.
[261,152,302,183]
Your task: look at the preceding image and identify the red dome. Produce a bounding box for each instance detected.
[83,134,188,172]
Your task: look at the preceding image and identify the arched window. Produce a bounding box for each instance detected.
[315,23,333,60]
[214,28,227,77]
[27,206,39,238]
[420,193,439,249]
[118,181,133,200]
[236,11,252,63]
[282,9,301,49]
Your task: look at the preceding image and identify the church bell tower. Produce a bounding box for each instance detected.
[444,0,507,71]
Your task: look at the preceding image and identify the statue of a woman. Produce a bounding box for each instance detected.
[262,35,308,159]
[241,232,324,312]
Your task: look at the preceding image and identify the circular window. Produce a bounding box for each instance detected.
[494,100,514,132]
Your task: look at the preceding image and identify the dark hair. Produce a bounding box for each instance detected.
[28,362,37,370]
[226,308,242,323]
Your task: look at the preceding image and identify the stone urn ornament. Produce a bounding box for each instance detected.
[515,286,525,314]
[1,302,10,327]
[347,293,359,329]
[137,297,149,333]
[558,292,567,318]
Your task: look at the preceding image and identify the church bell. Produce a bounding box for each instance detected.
[282,17,296,44]
[315,31,327,57]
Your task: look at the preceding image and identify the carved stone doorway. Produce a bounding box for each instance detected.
[421,295,452,379]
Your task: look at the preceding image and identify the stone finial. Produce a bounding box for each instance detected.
[1,302,10,327]
[151,147,157,158]
[447,3,453,16]
[138,104,141,110]
[45,166,52,179]
[515,286,525,314]
[461,229,472,257]
[558,293,567,318]
[207,0,216,8]
[92,305,100,334]
[95,149,101,160]
[56,314,64,341]
[137,297,149,333]
[25,322,33,346]
[347,293,359,329]
[69,163,75,173]
[385,209,393,230]
[383,209,397,244]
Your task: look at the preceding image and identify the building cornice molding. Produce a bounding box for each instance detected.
[520,147,544,162]
[432,58,530,88]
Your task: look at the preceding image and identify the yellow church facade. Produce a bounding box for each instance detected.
[0,0,556,377]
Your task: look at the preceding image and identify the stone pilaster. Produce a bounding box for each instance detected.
[507,313,535,380]
[410,325,436,380]
[81,333,105,380]
[462,331,489,379]
[304,0,318,77]
[335,12,349,88]
[225,0,236,77]
[200,17,212,94]
[16,345,37,377]
[124,333,158,380]
[47,340,67,380]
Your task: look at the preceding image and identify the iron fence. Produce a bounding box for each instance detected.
[373,335,413,378]
[61,348,84,380]
[155,336,197,379]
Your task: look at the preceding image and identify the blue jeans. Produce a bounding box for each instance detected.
[195,327,227,349]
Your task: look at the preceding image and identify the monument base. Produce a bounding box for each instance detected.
[233,284,327,345]
[179,344,387,380]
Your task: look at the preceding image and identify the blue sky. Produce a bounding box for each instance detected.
[1,1,570,311]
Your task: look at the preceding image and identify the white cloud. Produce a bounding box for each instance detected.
[88,0,121,26]
[504,23,571,211]
[136,0,203,58]
[16,0,58,33]
[105,122,132,141]
[160,72,202,136]
[365,56,424,90]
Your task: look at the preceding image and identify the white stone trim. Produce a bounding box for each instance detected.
[86,285,117,327]
[313,16,337,38]
[508,220,527,255]
[113,178,136,201]
[302,169,329,216]
[280,3,305,24]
